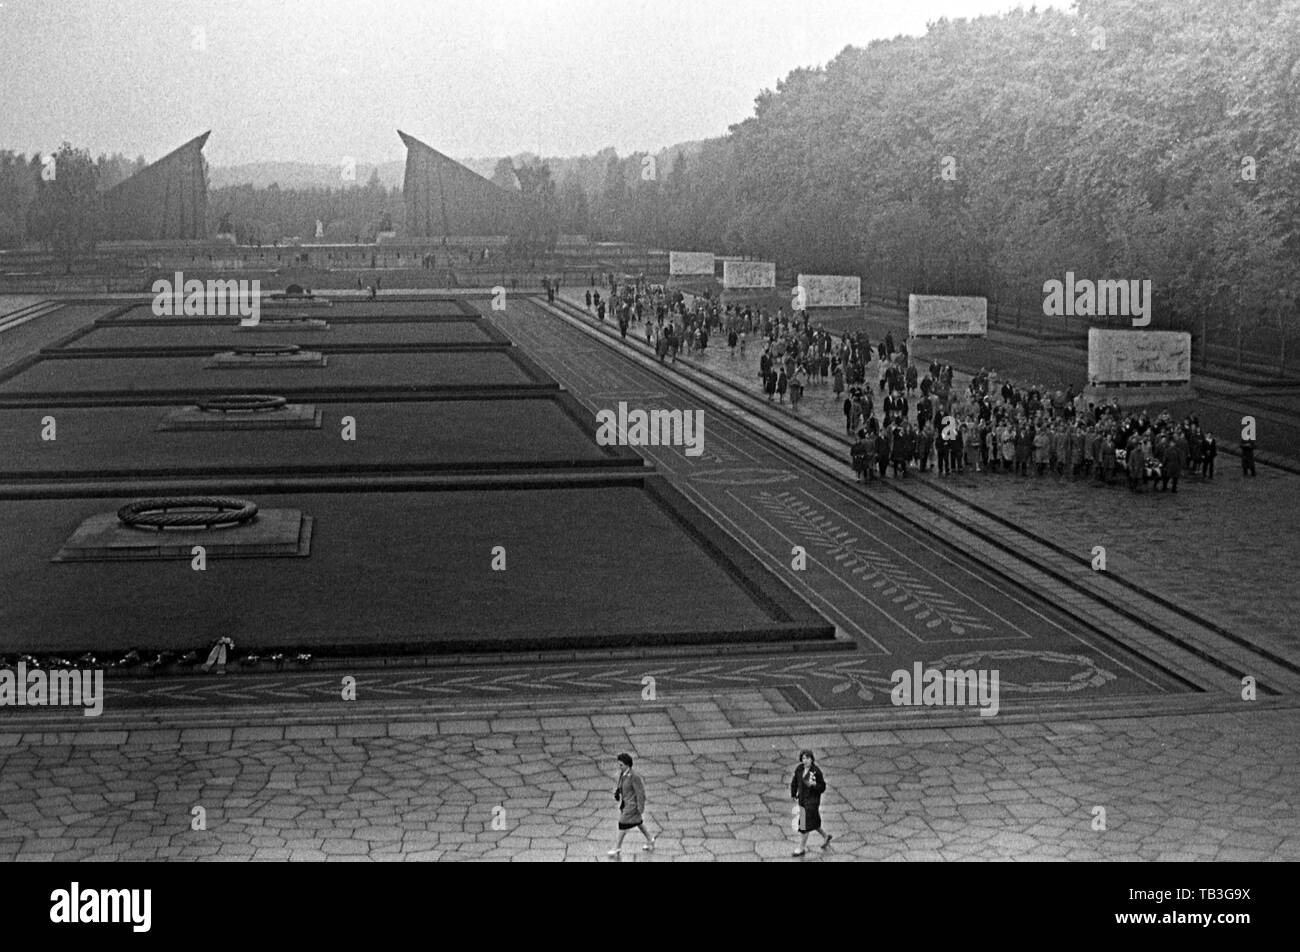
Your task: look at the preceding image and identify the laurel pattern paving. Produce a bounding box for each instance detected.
[18,647,1127,713]
[76,658,855,709]
[754,489,991,637]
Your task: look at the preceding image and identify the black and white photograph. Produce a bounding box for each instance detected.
[0,0,1294,927]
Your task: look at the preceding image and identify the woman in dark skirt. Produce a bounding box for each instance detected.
[790,749,832,856]
[609,752,656,856]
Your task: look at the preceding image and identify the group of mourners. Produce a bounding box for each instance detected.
[577,281,1251,494]
[737,313,1235,494]
[841,356,1232,493]
[584,277,776,363]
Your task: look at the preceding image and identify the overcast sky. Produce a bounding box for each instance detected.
[1,0,1067,166]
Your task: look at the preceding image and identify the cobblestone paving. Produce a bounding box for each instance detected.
[1,702,1295,861]
[580,299,1300,662]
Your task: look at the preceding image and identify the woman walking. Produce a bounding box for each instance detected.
[790,749,832,856]
[608,752,656,856]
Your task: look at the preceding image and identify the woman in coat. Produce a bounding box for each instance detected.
[999,424,1016,471]
[608,752,655,856]
[1033,427,1050,477]
[790,749,832,856]
[790,364,808,410]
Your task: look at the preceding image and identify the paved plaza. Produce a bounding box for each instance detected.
[1,698,1296,862]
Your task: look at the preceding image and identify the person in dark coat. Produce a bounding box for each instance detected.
[892,424,913,477]
[884,390,907,426]
[1241,435,1256,476]
[608,752,655,856]
[1160,437,1183,492]
[850,429,872,483]
[790,749,831,856]
[1015,426,1032,476]
[1202,432,1217,479]
[1099,432,1116,483]
[1187,425,1203,475]
[876,426,891,479]
[1127,437,1146,492]
[918,420,935,473]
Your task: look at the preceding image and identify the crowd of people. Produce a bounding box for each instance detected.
[578,278,1243,494]
[586,275,824,369]
[846,372,1220,495]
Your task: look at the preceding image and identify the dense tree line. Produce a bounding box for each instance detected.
[209,170,402,245]
[0,148,146,249]
[589,0,1300,366]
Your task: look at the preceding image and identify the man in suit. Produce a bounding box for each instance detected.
[884,389,908,426]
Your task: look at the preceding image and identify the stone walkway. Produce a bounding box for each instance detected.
[1,697,1296,861]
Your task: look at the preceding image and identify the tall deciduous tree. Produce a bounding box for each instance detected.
[27,143,99,274]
